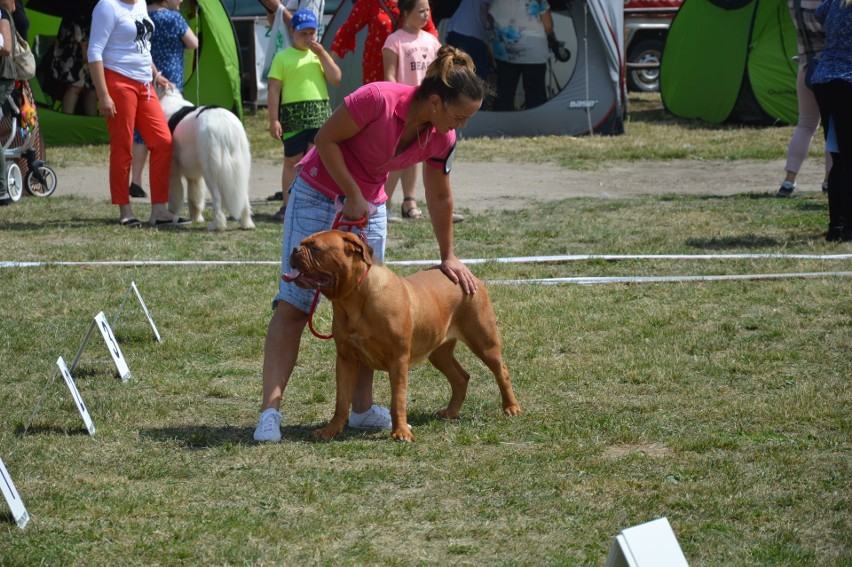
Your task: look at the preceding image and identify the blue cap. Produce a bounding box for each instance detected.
[291,9,319,31]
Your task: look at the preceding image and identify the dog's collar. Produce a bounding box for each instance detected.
[356,264,371,288]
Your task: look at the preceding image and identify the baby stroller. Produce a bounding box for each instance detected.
[0,81,57,203]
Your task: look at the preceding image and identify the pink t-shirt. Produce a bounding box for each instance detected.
[383,29,442,86]
[298,82,456,204]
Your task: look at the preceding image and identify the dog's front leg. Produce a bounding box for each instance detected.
[388,363,414,442]
[313,354,359,440]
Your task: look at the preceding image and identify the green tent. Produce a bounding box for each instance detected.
[24,0,242,146]
[660,0,799,124]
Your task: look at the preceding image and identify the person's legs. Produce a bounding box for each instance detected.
[827,80,852,237]
[134,85,176,222]
[81,88,97,116]
[103,70,139,221]
[813,80,850,239]
[781,67,823,193]
[520,63,548,110]
[495,60,522,111]
[130,141,148,194]
[61,84,82,115]
[399,165,423,219]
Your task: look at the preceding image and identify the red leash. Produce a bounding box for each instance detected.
[307,211,369,340]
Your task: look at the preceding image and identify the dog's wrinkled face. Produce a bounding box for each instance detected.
[285,230,373,297]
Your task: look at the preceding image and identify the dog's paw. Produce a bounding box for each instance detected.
[436,408,460,420]
[391,427,415,442]
[313,424,343,440]
[503,404,522,416]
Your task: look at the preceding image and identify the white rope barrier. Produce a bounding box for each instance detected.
[2,256,850,285]
[2,253,850,269]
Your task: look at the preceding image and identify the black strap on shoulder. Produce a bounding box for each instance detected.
[167,105,223,133]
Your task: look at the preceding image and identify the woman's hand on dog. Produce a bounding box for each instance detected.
[440,257,478,295]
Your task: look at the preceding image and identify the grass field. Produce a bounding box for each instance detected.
[0,94,849,565]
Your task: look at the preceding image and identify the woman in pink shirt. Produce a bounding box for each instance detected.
[254,45,487,442]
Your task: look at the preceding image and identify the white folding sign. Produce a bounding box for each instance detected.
[0,456,30,529]
[72,312,131,382]
[94,312,131,381]
[605,517,689,567]
[113,281,161,343]
[57,356,96,436]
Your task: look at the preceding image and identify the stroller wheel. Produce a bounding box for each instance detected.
[6,162,23,202]
[25,165,57,197]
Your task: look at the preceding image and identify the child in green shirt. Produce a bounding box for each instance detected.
[267,9,341,221]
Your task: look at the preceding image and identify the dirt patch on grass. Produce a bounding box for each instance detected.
[54,158,825,214]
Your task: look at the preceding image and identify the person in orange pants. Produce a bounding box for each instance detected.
[87,0,189,227]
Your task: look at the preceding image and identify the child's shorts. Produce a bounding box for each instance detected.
[283,128,319,158]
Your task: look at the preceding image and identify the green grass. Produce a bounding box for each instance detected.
[1,184,850,564]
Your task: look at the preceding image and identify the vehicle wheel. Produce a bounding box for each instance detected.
[627,39,664,92]
[6,162,23,202]
[25,165,58,197]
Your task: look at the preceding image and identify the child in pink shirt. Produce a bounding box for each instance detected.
[382,0,444,221]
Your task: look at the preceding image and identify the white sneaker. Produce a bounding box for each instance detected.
[253,408,282,442]
[452,213,465,223]
[387,212,403,224]
[348,404,392,429]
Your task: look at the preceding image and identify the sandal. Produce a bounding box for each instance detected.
[401,197,424,220]
[119,217,142,228]
[273,206,286,222]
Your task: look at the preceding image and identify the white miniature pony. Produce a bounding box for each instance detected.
[158,86,254,231]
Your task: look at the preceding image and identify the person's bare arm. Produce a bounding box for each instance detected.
[182,25,198,50]
[267,78,283,139]
[382,48,398,82]
[540,9,554,35]
[0,19,11,57]
[423,164,477,294]
[309,40,342,86]
[88,60,115,118]
[313,104,372,221]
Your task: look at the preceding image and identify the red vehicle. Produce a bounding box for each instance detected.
[624,0,682,91]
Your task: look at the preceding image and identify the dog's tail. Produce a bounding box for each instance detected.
[199,112,254,228]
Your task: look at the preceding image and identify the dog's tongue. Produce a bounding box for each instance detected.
[282,269,301,282]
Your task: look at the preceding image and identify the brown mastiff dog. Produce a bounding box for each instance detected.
[288,229,521,441]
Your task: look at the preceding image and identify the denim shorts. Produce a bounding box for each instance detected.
[273,176,388,313]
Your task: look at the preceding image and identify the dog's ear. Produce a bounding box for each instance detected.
[342,232,373,266]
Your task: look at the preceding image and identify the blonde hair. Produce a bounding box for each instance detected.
[416,46,490,105]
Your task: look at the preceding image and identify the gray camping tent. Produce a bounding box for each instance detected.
[321,0,625,137]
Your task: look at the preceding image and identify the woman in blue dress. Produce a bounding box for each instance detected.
[129,0,198,198]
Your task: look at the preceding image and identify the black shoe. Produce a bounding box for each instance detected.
[130,183,147,198]
[267,191,284,201]
[824,227,848,242]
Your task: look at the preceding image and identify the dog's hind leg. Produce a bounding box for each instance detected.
[429,340,470,420]
[206,182,228,231]
[462,330,521,417]
[186,177,206,223]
